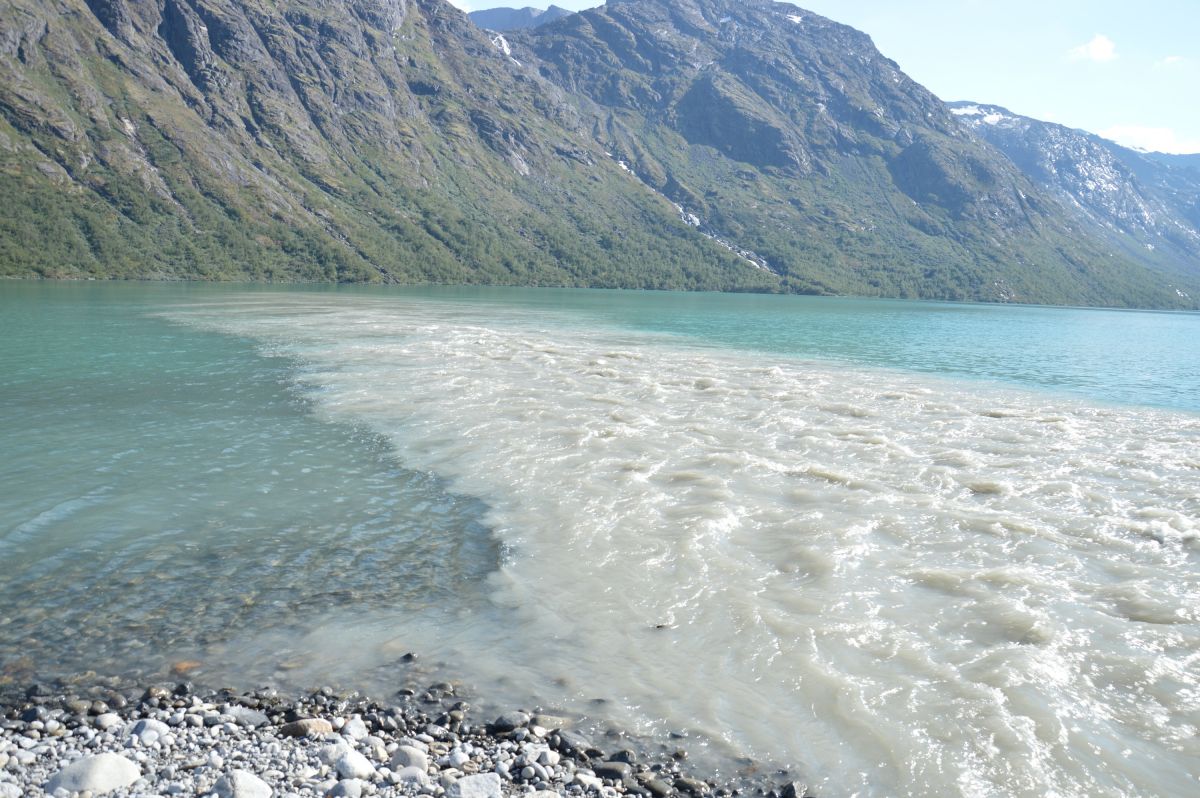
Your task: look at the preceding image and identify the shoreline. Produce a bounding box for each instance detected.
[0,674,810,798]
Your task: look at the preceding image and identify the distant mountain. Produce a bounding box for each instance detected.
[511,0,1198,306]
[950,102,1200,283]
[469,5,574,31]
[0,0,1196,308]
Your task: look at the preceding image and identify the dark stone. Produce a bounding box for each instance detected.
[489,711,530,733]
[594,761,634,782]
[554,727,598,757]
[674,777,709,796]
[646,779,674,798]
[64,699,90,714]
[611,749,637,764]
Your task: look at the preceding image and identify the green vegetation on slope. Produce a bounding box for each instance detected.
[0,0,773,291]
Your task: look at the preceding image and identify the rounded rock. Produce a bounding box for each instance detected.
[390,745,429,772]
[45,753,141,795]
[328,778,365,798]
[446,773,503,798]
[213,769,273,798]
[336,750,376,781]
[280,718,333,738]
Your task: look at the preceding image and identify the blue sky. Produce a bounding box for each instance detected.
[449,0,1200,154]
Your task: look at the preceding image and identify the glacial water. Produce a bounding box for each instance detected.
[2,282,1198,798]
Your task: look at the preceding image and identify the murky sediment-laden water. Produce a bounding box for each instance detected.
[3,283,1197,797]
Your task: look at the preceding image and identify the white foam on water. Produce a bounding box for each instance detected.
[169,294,1200,798]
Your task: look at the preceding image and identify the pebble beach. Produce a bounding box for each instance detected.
[0,676,807,798]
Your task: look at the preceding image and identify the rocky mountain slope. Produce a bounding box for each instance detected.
[511,0,1198,306]
[950,102,1200,284]
[469,5,574,31]
[0,0,1196,307]
[0,0,761,289]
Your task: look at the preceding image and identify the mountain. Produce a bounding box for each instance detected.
[0,0,761,289]
[507,0,1199,306]
[469,5,574,31]
[0,0,1196,308]
[950,102,1200,284]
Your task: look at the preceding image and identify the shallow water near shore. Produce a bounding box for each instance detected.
[3,282,1199,797]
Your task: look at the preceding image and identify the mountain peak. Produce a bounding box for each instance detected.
[469,4,575,31]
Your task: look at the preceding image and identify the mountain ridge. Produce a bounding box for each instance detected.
[468,5,574,31]
[510,0,1198,306]
[0,0,1196,308]
[950,100,1200,283]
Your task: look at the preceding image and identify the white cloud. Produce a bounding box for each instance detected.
[1100,125,1200,155]
[1154,55,1187,69]
[1067,34,1117,63]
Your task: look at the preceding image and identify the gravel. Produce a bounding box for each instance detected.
[0,678,815,798]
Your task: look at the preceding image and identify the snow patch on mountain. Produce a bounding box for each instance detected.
[951,105,1007,125]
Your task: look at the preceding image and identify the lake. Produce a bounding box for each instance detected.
[2,282,1197,797]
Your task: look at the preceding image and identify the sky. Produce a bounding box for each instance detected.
[447,1,1200,154]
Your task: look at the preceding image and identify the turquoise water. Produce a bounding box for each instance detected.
[3,281,1198,797]
[0,282,498,682]
[332,285,1200,413]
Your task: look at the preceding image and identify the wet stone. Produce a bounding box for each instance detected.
[490,712,530,733]
[675,776,710,795]
[594,761,634,782]
[646,778,675,797]
[780,782,811,798]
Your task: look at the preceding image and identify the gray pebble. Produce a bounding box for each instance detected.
[328,778,364,798]
[213,769,272,798]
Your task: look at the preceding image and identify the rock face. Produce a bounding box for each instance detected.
[44,752,141,794]
[0,0,1196,307]
[951,101,1200,280]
